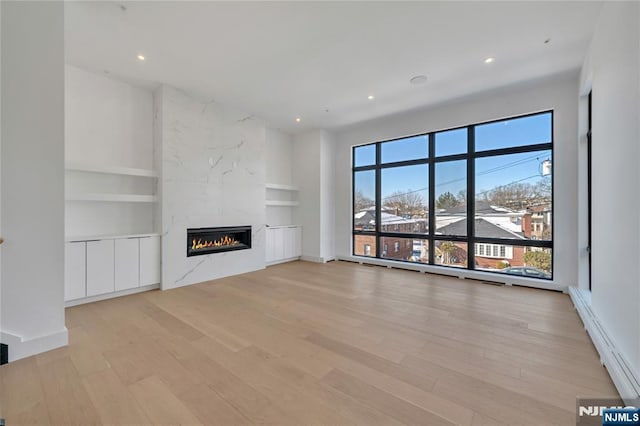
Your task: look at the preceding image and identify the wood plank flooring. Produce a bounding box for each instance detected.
[0,260,619,425]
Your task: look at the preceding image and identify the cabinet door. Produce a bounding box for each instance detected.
[140,236,161,286]
[86,240,115,297]
[273,228,285,261]
[293,226,302,257]
[265,229,276,262]
[65,242,86,301]
[283,227,296,259]
[115,238,139,291]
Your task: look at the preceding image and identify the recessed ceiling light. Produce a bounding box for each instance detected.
[368,95,375,100]
[295,117,301,123]
[137,54,145,61]
[484,57,495,64]
[410,75,428,85]
[544,38,551,44]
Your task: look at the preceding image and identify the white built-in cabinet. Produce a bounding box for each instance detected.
[266,226,302,265]
[87,239,115,297]
[65,242,86,301]
[265,182,301,265]
[65,235,161,304]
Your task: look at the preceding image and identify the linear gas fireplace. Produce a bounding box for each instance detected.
[187,226,251,257]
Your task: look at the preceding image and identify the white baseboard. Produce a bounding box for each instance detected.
[300,255,335,263]
[1,327,68,362]
[266,256,301,267]
[569,287,640,405]
[65,283,160,307]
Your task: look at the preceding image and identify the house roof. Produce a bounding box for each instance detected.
[436,217,526,240]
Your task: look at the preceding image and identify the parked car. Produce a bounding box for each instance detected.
[500,266,551,279]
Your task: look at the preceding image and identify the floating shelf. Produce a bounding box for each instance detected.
[66,193,158,203]
[265,200,299,207]
[66,162,159,178]
[266,183,299,191]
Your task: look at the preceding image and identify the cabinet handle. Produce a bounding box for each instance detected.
[0,238,4,245]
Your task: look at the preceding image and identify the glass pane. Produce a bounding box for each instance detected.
[354,144,376,167]
[381,164,428,234]
[475,112,552,152]
[435,241,467,268]
[435,128,467,157]
[435,160,467,236]
[474,245,552,280]
[354,235,376,257]
[381,135,428,163]
[381,237,429,264]
[354,170,376,231]
[475,150,552,241]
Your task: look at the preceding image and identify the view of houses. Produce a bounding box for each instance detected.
[354,194,553,278]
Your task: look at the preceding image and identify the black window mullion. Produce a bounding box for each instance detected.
[467,125,475,270]
[428,133,435,264]
[375,143,382,258]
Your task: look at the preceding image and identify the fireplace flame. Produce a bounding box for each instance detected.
[191,235,240,251]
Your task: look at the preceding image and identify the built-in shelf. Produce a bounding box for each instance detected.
[66,233,160,242]
[265,200,299,207]
[66,193,158,203]
[66,162,159,178]
[266,183,298,191]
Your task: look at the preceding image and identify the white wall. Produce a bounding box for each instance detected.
[334,73,579,288]
[579,1,640,382]
[266,128,294,226]
[65,65,153,169]
[1,1,67,361]
[293,130,322,259]
[65,65,155,237]
[320,130,336,260]
[292,129,336,262]
[157,85,266,290]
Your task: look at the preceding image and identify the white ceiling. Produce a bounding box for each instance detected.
[65,1,602,134]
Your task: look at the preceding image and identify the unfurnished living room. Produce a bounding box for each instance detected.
[0,1,639,425]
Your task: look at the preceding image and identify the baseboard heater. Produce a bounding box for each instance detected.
[569,288,640,405]
[1,343,7,365]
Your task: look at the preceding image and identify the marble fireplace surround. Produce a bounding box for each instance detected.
[155,85,266,290]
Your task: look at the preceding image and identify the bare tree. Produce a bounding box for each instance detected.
[384,190,425,217]
[354,189,374,212]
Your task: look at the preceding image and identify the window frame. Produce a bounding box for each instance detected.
[352,110,554,280]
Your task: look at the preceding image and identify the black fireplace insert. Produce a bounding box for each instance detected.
[187,226,251,257]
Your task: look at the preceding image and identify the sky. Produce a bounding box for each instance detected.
[354,112,552,207]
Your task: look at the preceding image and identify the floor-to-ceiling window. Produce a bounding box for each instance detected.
[352,111,554,280]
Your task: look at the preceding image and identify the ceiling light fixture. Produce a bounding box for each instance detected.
[295,117,301,123]
[137,54,145,61]
[484,57,495,64]
[410,75,428,85]
[368,95,375,100]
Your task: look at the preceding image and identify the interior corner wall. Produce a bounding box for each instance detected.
[334,73,579,288]
[579,1,640,381]
[1,1,67,361]
[293,130,322,260]
[320,130,336,261]
[292,129,336,262]
[157,85,266,290]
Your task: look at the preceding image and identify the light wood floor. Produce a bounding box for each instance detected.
[0,260,619,425]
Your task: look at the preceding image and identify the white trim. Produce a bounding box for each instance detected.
[569,287,640,405]
[1,327,68,362]
[301,255,334,264]
[266,256,301,266]
[65,283,160,307]
[337,255,562,291]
